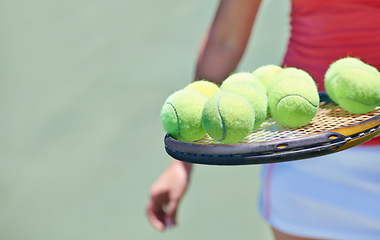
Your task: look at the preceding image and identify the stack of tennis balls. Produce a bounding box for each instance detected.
[202,72,269,144]
[221,72,268,94]
[161,64,322,144]
[160,80,220,142]
[201,91,256,144]
[184,80,221,98]
[161,72,271,144]
[220,74,268,130]
[252,64,283,89]
[324,57,380,114]
[267,68,320,127]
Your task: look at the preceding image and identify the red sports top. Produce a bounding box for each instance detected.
[282,0,380,145]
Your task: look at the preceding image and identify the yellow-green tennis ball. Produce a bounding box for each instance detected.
[268,69,319,127]
[222,72,267,94]
[325,57,366,102]
[252,65,283,88]
[333,66,380,114]
[161,89,208,141]
[184,80,220,98]
[221,81,268,130]
[325,57,364,83]
[268,67,315,91]
[202,91,255,144]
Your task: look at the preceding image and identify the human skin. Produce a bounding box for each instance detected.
[146,0,318,239]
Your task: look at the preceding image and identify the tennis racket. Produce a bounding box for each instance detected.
[164,92,380,165]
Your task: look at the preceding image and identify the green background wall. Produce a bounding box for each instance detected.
[0,0,289,239]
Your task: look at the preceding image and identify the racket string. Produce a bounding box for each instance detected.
[192,103,380,144]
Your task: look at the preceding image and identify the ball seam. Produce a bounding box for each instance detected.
[276,94,319,109]
[166,102,180,137]
[216,93,227,141]
[336,97,376,106]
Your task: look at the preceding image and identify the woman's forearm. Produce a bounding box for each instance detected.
[195,0,262,84]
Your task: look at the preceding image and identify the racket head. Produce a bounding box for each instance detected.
[164,92,380,165]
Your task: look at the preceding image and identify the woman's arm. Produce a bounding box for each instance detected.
[196,0,262,84]
[147,0,262,231]
[146,159,192,231]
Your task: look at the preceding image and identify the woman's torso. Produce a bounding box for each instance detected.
[283,0,380,145]
[283,0,380,89]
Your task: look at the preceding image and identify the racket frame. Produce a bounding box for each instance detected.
[164,92,380,165]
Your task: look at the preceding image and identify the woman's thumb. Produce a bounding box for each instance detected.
[165,199,179,228]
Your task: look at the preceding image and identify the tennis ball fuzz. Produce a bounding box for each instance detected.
[202,91,255,144]
[221,72,267,94]
[324,57,367,102]
[161,89,208,141]
[268,68,319,127]
[184,80,220,98]
[268,68,316,89]
[333,66,380,114]
[221,81,268,130]
[252,65,282,88]
[325,57,365,84]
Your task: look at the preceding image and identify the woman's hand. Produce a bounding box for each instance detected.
[146,0,262,231]
[146,160,193,231]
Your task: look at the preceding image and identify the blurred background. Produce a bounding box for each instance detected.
[0,0,289,239]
